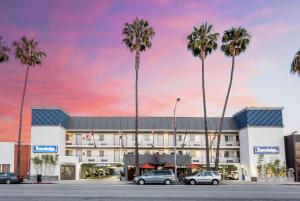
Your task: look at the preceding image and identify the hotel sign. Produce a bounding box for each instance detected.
[33,145,58,153]
[254,146,280,154]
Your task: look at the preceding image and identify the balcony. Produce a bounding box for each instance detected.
[191,156,240,164]
[79,155,122,163]
[65,139,239,148]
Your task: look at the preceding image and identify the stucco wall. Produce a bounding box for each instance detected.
[239,127,285,180]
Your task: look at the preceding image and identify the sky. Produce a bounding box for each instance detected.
[0,0,299,143]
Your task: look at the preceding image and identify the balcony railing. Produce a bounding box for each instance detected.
[191,156,240,164]
[66,139,239,148]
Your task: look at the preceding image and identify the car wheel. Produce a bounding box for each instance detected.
[164,179,171,185]
[212,179,219,185]
[138,179,145,185]
[5,179,12,184]
[189,180,196,185]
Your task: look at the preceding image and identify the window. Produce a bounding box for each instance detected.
[190,135,195,141]
[224,135,229,142]
[236,135,239,142]
[144,135,150,141]
[224,151,229,158]
[205,172,213,176]
[98,135,104,141]
[132,134,135,141]
[145,150,150,154]
[87,150,92,157]
[66,134,70,141]
[178,151,183,155]
[190,151,196,158]
[99,150,104,157]
[178,135,182,141]
[1,164,10,173]
[65,150,72,156]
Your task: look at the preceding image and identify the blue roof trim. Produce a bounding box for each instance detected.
[32,108,69,128]
[233,108,283,130]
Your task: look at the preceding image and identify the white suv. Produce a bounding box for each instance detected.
[184,171,221,185]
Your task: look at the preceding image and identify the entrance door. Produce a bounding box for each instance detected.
[60,165,76,180]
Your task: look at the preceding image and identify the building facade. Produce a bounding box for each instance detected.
[30,107,286,181]
[0,142,30,177]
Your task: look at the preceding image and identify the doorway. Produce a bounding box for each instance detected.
[60,165,76,180]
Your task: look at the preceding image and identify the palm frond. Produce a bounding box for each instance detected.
[291,49,300,76]
[187,22,220,59]
[221,27,251,57]
[0,36,10,63]
[122,17,155,52]
[12,36,46,67]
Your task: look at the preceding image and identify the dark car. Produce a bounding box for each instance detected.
[0,172,20,184]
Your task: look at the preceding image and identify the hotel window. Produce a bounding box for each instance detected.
[225,135,229,142]
[1,164,10,173]
[190,135,195,141]
[99,150,104,157]
[178,151,183,155]
[66,134,70,141]
[144,134,150,141]
[65,150,72,156]
[87,150,92,157]
[98,135,104,141]
[224,151,229,158]
[178,135,183,141]
[236,135,239,142]
[190,151,196,158]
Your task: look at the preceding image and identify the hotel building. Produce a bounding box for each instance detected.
[30,107,286,181]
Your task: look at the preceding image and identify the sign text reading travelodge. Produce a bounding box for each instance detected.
[254,146,280,154]
[33,145,58,153]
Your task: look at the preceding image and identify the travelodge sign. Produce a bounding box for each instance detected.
[32,145,58,153]
[254,146,280,154]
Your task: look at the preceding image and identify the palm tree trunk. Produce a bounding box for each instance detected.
[201,58,210,170]
[16,65,30,177]
[134,51,140,176]
[215,55,235,170]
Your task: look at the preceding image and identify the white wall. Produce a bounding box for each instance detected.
[239,127,286,180]
[0,142,15,172]
[30,126,66,178]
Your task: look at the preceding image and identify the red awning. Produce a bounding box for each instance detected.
[164,163,175,168]
[139,164,155,169]
[187,164,201,169]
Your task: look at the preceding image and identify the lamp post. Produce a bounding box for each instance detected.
[173,97,180,181]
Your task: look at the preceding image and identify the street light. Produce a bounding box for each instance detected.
[173,97,180,181]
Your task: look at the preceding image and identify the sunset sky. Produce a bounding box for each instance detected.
[0,0,299,143]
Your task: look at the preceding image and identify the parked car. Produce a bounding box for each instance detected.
[0,172,20,184]
[184,171,221,185]
[133,170,176,185]
[225,171,239,180]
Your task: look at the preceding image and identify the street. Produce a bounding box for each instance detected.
[0,183,300,201]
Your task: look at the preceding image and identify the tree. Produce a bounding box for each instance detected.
[215,27,251,169]
[122,18,155,176]
[13,36,46,177]
[187,22,219,170]
[0,36,10,63]
[291,49,300,75]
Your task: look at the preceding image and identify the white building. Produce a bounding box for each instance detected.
[30,107,286,181]
[0,142,15,173]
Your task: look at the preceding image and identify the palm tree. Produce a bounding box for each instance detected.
[0,36,10,63]
[291,49,300,75]
[215,27,251,170]
[122,18,155,176]
[187,22,219,170]
[13,36,46,177]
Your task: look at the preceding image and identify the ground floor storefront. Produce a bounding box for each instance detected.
[60,163,123,180]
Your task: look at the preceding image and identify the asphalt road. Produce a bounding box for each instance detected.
[0,183,300,201]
